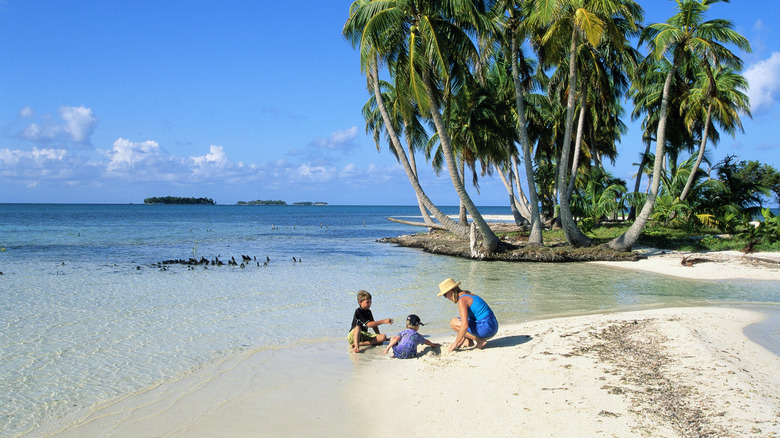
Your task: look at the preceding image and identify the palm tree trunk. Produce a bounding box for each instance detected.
[566,100,587,200]
[510,30,543,245]
[557,31,591,247]
[421,66,499,254]
[458,160,468,225]
[496,164,531,224]
[511,155,531,208]
[628,136,652,221]
[405,129,436,229]
[369,58,468,238]
[679,102,713,202]
[609,64,677,251]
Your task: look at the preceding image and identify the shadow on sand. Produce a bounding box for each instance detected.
[487,334,533,348]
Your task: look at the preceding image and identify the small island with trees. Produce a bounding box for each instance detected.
[144,196,215,205]
[236,200,328,206]
[237,200,287,205]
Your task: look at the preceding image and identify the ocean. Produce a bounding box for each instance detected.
[1,204,779,437]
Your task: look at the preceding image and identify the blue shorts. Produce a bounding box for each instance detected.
[465,314,498,339]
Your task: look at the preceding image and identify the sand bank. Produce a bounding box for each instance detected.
[39,307,779,437]
[36,342,358,437]
[590,249,780,281]
[352,307,780,437]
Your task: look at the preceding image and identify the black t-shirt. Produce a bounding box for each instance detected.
[350,307,374,333]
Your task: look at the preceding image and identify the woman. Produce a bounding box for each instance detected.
[437,278,498,352]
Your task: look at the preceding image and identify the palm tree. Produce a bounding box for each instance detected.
[490,0,546,244]
[608,0,750,251]
[678,66,750,201]
[532,0,642,247]
[344,0,502,254]
[344,5,469,237]
[565,31,636,202]
[362,79,438,229]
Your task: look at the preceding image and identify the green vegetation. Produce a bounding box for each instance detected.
[499,219,780,253]
[344,0,777,254]
[236,200,329,205]
[144,196,215,205]
[237,200,287,205]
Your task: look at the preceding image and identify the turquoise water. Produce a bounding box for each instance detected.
[1,204,779,437]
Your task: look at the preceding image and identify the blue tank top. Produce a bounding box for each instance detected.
[460,293,493,321]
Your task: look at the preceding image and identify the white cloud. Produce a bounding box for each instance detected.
[294,163,334,182]
[0,147,68,166]
[0,126,392,198]
[190,145,228,167]
[59,106,97,143]
[0,146,90,186]
[311,126,358,150]
[339,163,357,178]
[17,105,98,145]
[106,138,164,171]
[745,52,780,112]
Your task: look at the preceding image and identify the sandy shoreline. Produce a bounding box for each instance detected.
[590,248,780,281]
[41,306,780,437]
[352,307,780,437]
[34,249,780,437]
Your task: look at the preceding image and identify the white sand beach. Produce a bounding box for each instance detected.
[38,250,780,438]
[352,307,780,437]
[590,249,780,281]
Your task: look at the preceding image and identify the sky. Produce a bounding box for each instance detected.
[1,1,779,206]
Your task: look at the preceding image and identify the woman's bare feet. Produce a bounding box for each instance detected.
[475,338,488,349]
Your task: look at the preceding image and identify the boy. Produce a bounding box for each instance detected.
[384,314,441,359]
[348,290,394,353]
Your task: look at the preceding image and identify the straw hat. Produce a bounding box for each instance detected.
[437,278,461,296]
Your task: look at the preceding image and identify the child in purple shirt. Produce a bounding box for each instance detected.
[384,314,441,359]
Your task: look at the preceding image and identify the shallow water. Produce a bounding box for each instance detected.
[1,204,779,437]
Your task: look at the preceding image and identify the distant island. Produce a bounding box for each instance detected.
[237,200,287,205]
[144,196,215,205]
[236,200,328,206]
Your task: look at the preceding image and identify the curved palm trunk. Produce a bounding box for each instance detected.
[510,31,543,245]
[679,102,713,202]
[628,137,652,221]
[609,64,677,251]
[496,164,532,224]
[405,129,436,229]
[369,59,468,238]
[566,100,587,199]
[557,31,591,247]
[422,67,499,254]
[511,156,532,209]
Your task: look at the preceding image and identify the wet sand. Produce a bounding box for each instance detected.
[38,249,780,437]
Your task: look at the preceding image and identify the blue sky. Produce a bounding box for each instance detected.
[1,1,778,206]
